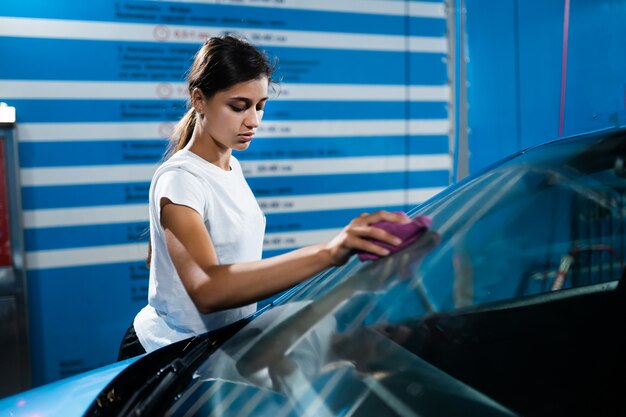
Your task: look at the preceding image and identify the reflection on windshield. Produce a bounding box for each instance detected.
[165,132,626,417]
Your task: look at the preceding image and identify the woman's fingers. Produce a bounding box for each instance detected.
[342,233,391,257]
[349,224,402,246]
[360,210,410,226]
[327,211,410,265]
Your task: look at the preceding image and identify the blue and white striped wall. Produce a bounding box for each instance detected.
[0,0,452,385]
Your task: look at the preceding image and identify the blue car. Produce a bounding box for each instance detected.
[2,128,625,416]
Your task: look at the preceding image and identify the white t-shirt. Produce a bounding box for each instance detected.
[134,148,266,352]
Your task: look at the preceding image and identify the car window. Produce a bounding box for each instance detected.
[413,166,624,312]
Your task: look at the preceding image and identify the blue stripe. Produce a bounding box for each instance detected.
[10,100,186,123]
[25,222,149,251]
[22,171,449,210]
[232,46,447,85]
[267,101,448,121]
[0,2,445,37]
[251,171,449,197]
[25,205,412,251]
[20,140,167,168]
[264,205,408,234]
[20,135,449,168]
[408,51,448,84]
[242,135,451,160]
[0,37,447,85]
[9,99,447,123]
[22,182,151,210]
[241,136,449,162]
[27,261,149,284]
[408,15,446,37]
[262,248,292,259]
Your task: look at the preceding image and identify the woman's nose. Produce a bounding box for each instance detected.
[244,109,261,128]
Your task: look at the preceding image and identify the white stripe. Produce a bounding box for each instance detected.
[21,155,449,186]
[17,122,174,141]
[259,187,444,213]
[241,155,451,177]
[23,187,444,228]
[278,85,452,102]
[23,204,148,228]
[141,0,446,18]
[0,17,447,53]
[0,80,190,100]
[257,120,451,137]
[26,242,148,270]
[0,80,450,101]
[17,119,450,142]
[20,164,158,186]
[409,1,446,18]
[263,228,339,250]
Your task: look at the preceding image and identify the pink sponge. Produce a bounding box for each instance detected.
[358,213,432,261]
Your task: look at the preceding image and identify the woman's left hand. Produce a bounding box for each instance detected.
[324,211,410,266]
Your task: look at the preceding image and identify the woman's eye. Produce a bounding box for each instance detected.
[230,105,246,112]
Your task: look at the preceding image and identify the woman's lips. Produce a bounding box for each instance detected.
[239,132,254,142]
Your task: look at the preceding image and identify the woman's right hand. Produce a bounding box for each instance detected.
[324,211,410,266]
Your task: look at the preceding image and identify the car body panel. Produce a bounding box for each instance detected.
[0,356,139,417]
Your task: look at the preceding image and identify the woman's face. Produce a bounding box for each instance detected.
[193,76,269,152]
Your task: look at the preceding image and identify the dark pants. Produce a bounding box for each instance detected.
[117,323,147,361]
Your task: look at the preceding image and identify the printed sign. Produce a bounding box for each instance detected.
[0,0,451,386]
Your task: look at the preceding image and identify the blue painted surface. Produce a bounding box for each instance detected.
[8,99,447,124]
[26,263,147,385]
[0,37,447,84]
[465,0,520,174]
[516,0,563,148]
[562,0,626,135]
[22,171,449,211]
[465,0,626,174]
[20,140,167,167]
[25,222,149,251]
[20,135,449,168]
[0,357,137,416]
[10,99,187,123]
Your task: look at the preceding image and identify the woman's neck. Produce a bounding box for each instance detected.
[187,131,232,171]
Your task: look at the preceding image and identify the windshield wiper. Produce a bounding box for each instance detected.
[118,319,250,417]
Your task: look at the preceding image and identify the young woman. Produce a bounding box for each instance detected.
[118,35,408,359]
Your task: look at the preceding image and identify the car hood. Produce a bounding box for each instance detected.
[0,356,138,417]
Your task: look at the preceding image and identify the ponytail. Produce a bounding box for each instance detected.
[147,108,196,267]
[165,108,196,159]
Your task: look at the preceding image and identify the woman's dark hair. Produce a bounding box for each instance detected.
[167,35,274,157]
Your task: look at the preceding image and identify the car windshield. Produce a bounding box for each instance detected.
[163,129,626,416]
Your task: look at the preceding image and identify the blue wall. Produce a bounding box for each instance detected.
[465,0,626,174]
[0,0,452,386]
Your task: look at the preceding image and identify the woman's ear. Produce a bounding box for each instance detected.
[191,88,205,115]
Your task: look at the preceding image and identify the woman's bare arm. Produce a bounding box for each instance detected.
[160,199,407,313]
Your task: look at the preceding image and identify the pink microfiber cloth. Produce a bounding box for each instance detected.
[358,212,432,262]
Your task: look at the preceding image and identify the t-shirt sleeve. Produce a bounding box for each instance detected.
[154,169,207,221]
